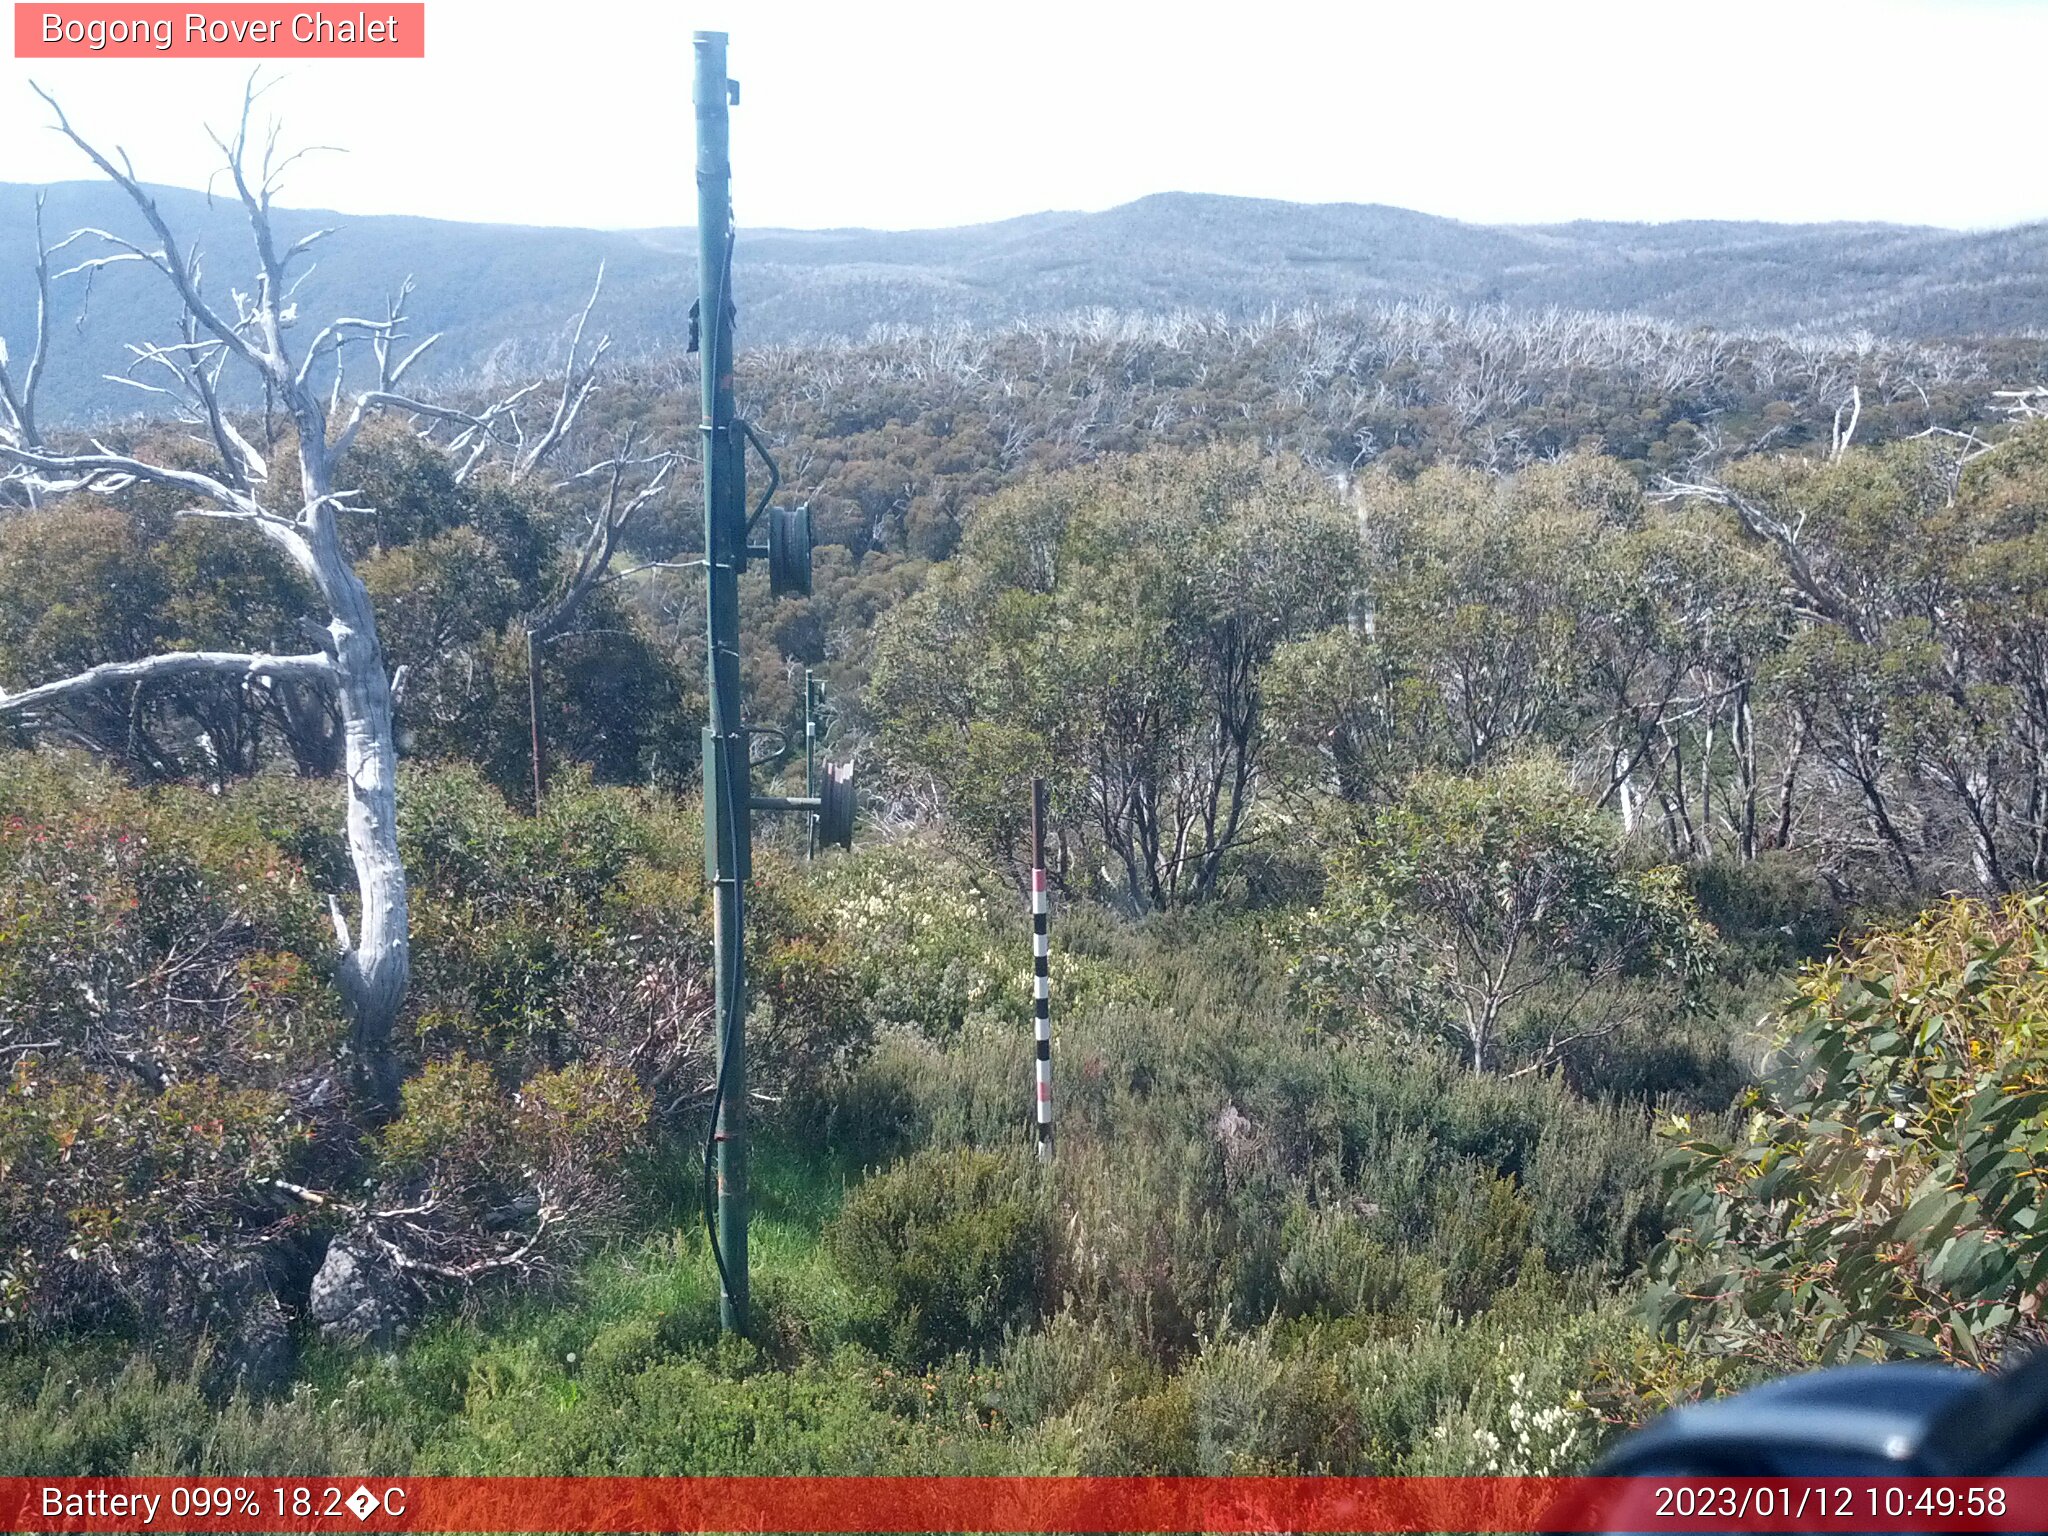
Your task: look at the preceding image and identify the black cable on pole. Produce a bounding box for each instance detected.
[700,224,744,1321]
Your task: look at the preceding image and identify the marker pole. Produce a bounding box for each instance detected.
[1030,777,1052,1161]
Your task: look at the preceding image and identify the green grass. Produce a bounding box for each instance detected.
[286,1132,865,1451]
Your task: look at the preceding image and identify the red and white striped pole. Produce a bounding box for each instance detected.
[1029,777,1053,1161]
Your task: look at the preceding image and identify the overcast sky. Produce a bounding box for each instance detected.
[3,0,2042,232]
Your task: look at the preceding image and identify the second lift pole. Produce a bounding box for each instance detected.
[696,28,749,1336]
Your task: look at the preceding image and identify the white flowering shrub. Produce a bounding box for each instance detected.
[819,841,1156,1038]
[1406,1349,1601,1475]
[819,843,1016,1036]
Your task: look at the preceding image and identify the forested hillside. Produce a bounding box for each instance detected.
[8,179,2048,421]
[10,128,2048,1479]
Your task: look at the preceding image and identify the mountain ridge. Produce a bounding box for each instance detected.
[5,182,2045,422]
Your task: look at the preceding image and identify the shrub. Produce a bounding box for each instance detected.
[424,1345,1011,1475]
[1074,1379,1199,1473]
[1687,850,1849,974]
[0,753,343,1338]
[1031,1335,1419,1476]
[1429,1168,1537,1315]
[1522,1101,1662,1276]
[0,1355,413,1475]
[1342,1307,1627,1474]
[1275,1205,1443,1328]
[1058,1127,1269,1356]
[995,1312,1150,1430]
[1652,893,2048,1367]
[400,764,647,1062]
[366,1057,649,1286]
[1286,756,1712,1076]
[1,1070,307,1333]
[402,763,865,1131]
[1181,1331,1363,1472]
[829,1148,1052,1364]
[819,934,1670,1357]
[578,1316,671,1395]
[818,842,1013,1037]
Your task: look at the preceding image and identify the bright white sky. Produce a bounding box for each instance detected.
[2,0,2042,232]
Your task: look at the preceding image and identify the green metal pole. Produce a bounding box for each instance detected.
[695,29,749,1336]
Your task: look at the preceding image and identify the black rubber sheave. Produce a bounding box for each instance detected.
[1597,1362,1981,1479]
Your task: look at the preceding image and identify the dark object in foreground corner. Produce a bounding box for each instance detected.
[1599,1363,1981,1479]
[1586,1351,2048,1530]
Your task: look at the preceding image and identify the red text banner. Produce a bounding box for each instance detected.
[14,5,424,58]
[3,1476,2048,1533]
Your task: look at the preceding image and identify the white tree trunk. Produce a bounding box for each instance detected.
[317,531,409,1098]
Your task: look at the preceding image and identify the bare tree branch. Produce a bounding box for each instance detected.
[0,439,268,515]
[531,433,680,640]
[515,263,610,481]
[1653,473,1872,644]
[31,82,279,383]
[1830,384,1862,462]
[0,649,333,718]
[0,191,53,458]
[1994,387,2048,422]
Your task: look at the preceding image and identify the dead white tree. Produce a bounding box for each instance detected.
[521,430,679,802]
[0,86,417,1100]
[0,190,54,496]
[1995,386,2048,422]
[362,262,611,491]
[0,83,625,1105]
[1830,384,1862,462]
[534,434,679,641]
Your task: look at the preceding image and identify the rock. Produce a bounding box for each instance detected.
[308,1231,415,1347]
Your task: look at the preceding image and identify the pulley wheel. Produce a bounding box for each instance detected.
[817,760,856,849]
[768,504,813,598]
